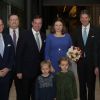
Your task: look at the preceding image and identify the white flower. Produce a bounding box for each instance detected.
[67,46,81,62]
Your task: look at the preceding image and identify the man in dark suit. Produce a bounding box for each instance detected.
[71,10,98,100]
[0,18,14,100]
[16,15,46,100]
[4,14,25,100]
[94,26,100,83]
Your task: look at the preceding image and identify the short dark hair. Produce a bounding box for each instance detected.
[80,9,90,17]
[8,13,19,20]
[0,17,4,24]
[40,60,51,69]
[51,17,67,34]
[32,15,42,22]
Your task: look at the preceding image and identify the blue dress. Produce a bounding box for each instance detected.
[45,33,72,73]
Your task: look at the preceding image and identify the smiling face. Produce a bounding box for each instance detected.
[32,18,42,32]
[59,60,69,71]
[41,64,50,75]
[8,15,19,29]
[0,19,4,33]
[54,21,63,33]
[80,13,90,27]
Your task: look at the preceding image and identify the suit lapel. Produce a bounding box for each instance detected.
[31,30,45,52]
[30,30,40,52]
[0,54,2,59]
[2,34,7,59]
[16,28,21,48]
[40,33,45,51]
[78,27,84,47]
[85,26,94,47]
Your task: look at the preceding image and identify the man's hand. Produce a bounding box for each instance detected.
[0,70,3,77]
[94,67,99,76]
[17,73,22,79]
[0,68,10,77]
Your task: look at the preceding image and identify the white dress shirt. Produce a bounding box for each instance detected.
[32,28,42,50]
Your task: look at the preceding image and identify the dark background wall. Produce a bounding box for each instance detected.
[43,0,100,6]
[0,0,100,30]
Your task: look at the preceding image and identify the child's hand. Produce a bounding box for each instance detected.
[94,67,99,76]
[50,66,55,72]
[47,60,55,73]
[17,73,22,79]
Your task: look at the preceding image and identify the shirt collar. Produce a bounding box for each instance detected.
[32,28,40,35]
[82,23,90,29]
[10,28,19,33]
[0,33,2,36]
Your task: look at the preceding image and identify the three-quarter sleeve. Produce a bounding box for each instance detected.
[45,35,51,60]
[68,34,73,48]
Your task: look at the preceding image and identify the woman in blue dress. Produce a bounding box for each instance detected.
[45,18,72,73]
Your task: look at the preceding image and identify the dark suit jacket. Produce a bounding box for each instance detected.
[16,29,46,78]
[0,33,14,70]
[71,25,97,69]
[4,28,25,49]
[4,28,25,71]
[94,26,100,80]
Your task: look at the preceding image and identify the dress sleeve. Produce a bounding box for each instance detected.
[66,33,73,49]
[68,34,73,47]
[45,35,51,60]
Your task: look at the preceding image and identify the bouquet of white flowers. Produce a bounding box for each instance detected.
[67,46,81,62]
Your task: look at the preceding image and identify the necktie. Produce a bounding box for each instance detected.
[36,33,40,50]
[83,27,87,45]
[0,34,4,57]
[13,30,16,48]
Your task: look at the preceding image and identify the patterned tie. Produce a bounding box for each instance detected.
[13,30,16,49]
[0,34,4,57]
[83,27,87,45]
[36,33,40,50]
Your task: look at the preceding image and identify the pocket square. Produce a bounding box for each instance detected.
[91,35,94,38]
[7,44,11,47]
